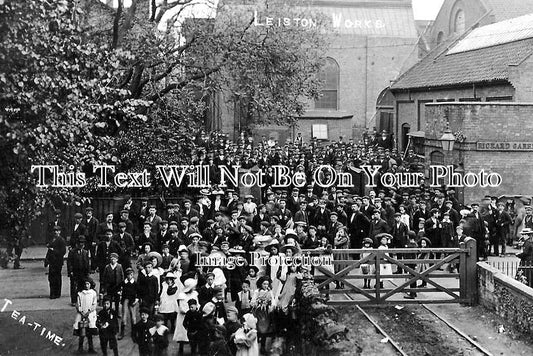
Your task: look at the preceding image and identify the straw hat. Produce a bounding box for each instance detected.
[182,278,198,293]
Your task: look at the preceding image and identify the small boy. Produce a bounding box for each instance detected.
[183,299,202,355]
[97,296,119,356]
[119,267,138,340]
[361,238,373,289]
[149,314,170,356]
[235,280,253,317]
[404,232,418,299]
[160,244,173,271]
[132,308,155,356]
[441,212,455,248]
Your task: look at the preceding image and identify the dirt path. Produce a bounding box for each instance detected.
[337,304,533,356]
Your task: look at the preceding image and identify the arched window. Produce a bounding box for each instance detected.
[315,57,339,110]
[454,10,465,34]
[430,151,445,165]
[436,31,444,45]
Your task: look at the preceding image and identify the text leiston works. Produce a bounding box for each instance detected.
[30,164,502,189]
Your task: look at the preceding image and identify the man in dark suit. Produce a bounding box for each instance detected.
[97,213,117,244]
[85,207,99,272]
[495,202,512,256]
[294,200,310,227]
[46,226,67,299]
[286,188,300,215]
[347,201,370,249]
[369,210,390,246]
[425,209,443,258]
[96,229,122,293]
[181,199,200,222]
[146,205,162,235]
[47,209,64,244]
[276,198,293,229]
[116,209,134,235]
[413,201,430,233]
[101,252,124,313]
[67,236,90,305]
[326,212,343,244]
[313,199,331,230]
[360,196,375,220]
[137,221,156,253]
[113,222,135,269]
[391,213,409,248]
[70,213,87,248]
[465,203,487,260]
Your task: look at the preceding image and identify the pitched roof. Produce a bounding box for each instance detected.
[390,37,533,90]
[448,14,533,54]
[481,0,533,22]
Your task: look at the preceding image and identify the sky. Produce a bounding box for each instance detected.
[412,0,445,20]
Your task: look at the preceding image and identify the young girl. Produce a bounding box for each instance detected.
[361,238,373,289]
[251,276,276,354]
[235,313,259,356]
[377,235,393,289]
[73,278,98,353]
[158,272,179,332]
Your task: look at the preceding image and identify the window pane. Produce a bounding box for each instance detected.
[312,124,328,140]
[315,58,339,110]
[315,90,337,109]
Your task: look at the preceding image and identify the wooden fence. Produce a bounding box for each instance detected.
[303,237,478,306]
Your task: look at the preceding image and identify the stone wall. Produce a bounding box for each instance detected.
[477,262,533,337]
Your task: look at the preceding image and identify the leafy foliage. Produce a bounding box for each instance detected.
[0,0,327,234]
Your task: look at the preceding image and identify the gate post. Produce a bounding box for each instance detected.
[460,237,477,305]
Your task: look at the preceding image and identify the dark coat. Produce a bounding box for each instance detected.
[46,237,67,267]
[97,308,119,338]
[95,240,122,271]
[67,248,90,277]
[391,221,409,248]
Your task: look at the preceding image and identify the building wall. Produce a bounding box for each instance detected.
[392,84,515,149]
[428,0,489,49]
[424,102,533,202]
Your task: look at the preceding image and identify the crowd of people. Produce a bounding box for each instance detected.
[24,131,533,355]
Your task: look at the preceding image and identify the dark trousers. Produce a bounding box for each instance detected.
[138,344,151,356]
[99,335,118,356]
[89,244,97,271]
[161,312,176,332]
[48,265,62,298]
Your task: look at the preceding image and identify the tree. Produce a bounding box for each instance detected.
[0,0,328,235]
[0,0,150,233]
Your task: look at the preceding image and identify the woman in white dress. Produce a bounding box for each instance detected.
[173,278,198,354]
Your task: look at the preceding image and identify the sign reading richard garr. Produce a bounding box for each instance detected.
[477,142,533,151]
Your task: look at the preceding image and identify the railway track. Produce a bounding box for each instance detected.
[343,292,493,356]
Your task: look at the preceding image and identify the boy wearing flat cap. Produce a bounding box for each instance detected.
[102,252,124,313]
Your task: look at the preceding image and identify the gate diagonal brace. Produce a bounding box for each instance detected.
[317,252,375,289]
[315,265,376,301]
[380,253,460,301]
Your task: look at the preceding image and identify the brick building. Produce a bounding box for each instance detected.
[214,0,419,142]
[390,14,533,201]
[426,0,533,50]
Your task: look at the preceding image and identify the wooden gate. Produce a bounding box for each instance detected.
[304,237,477,306]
